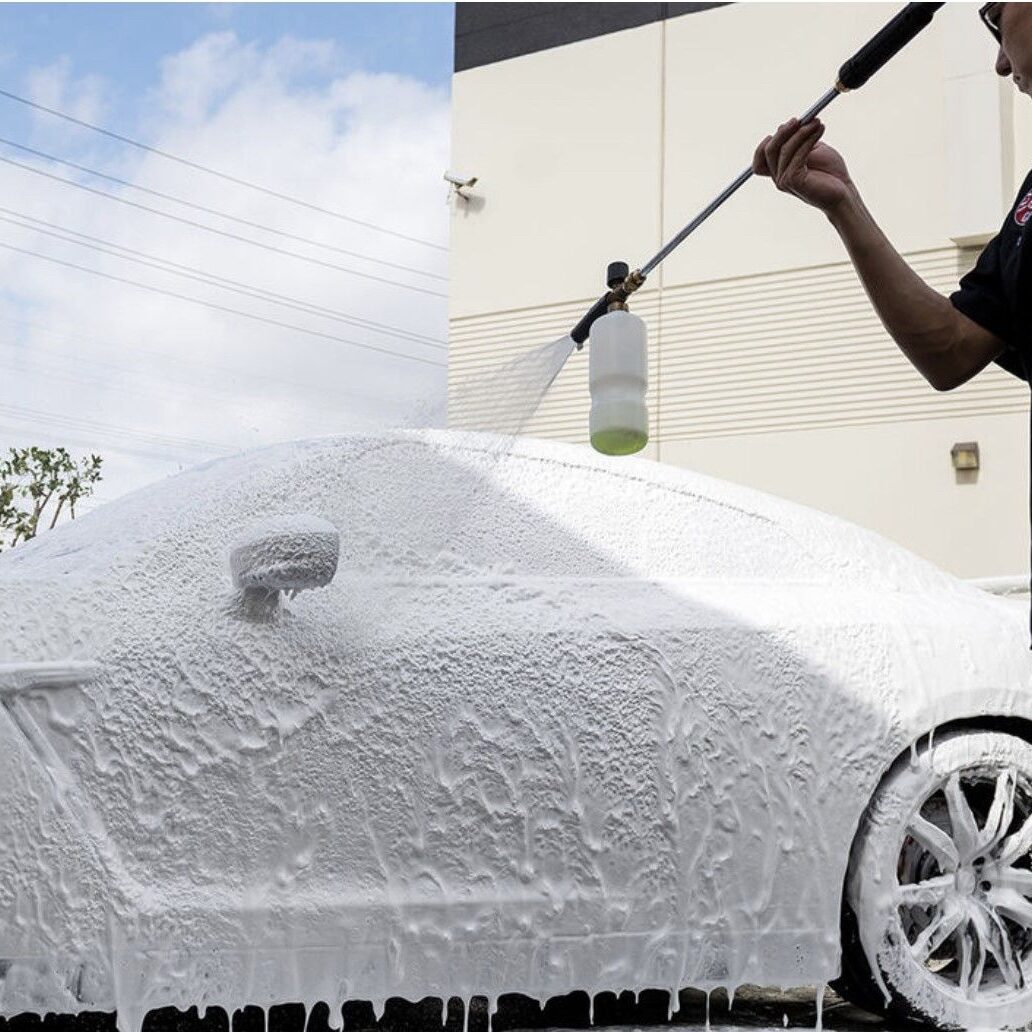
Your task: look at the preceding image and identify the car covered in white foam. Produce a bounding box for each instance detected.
[3,429,1032,1031]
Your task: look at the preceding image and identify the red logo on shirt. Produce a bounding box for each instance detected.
[1016,189,1032,227]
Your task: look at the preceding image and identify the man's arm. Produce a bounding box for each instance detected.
[826,186,1007,391]
[754,117,1008,391]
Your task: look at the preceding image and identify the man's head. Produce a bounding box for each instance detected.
[984,3,1032,96]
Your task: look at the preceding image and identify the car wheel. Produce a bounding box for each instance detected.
[841,730,1032,1030]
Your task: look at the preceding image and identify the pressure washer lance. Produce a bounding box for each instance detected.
[576,1,946,456]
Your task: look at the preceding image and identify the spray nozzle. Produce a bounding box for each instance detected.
[571,263,647,347]
[607,263,630,312]
[607,261,646,300]
[610,266,646,310]
[606,262,643,312]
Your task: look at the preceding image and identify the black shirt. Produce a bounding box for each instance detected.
[949,167,1032,642]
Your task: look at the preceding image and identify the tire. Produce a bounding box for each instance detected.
[833,895,896,1018]
[841,730,1032,1030]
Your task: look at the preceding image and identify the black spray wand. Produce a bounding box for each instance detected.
[570,1,946,347]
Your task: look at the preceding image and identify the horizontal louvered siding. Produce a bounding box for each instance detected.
[448,246,1028,444]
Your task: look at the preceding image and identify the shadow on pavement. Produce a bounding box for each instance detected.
[0,988,895,1032]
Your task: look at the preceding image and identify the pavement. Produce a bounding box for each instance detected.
[192,987,890,1032]
[0,988,896,1032]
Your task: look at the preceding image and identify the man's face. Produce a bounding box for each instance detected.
[993,3,1032,97]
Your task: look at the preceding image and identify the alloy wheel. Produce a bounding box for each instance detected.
[896,767,1032,1002]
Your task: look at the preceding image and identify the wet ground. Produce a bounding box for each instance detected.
[0,988,898,1032]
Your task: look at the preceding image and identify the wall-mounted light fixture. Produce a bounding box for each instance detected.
[950,441,980,472]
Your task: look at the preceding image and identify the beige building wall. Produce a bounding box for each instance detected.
[448,3,1032,580]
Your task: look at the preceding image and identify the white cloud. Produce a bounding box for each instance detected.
[0,31,450,508]
[25,56,108,127]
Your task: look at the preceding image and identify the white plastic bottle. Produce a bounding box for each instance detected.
[589,308,649,456]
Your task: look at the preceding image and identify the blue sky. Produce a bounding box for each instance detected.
[0,4,455,96]
[0,3,456,502]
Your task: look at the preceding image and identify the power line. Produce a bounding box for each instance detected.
[0,240,447,368]
[0,207,446,348]
[0,86,448,253]
[0,152,448,299]
[1,347,311,415]
[0,401,234,455]
[0,420,221,466]
[0,337,411,414]
[0,312,437,408]
[0,136,445,281]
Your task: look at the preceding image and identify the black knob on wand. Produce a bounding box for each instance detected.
[607,262,630,289]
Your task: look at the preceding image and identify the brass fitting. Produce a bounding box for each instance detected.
[623,268,647,294]
[608,268,647,310]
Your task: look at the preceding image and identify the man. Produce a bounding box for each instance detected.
[754,1,1032,637]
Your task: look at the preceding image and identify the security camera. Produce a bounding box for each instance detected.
[444,171,478,200]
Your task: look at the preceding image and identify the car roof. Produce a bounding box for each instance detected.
[0,429,955,593]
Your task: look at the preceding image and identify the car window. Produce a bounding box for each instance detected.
[341,441,829,583]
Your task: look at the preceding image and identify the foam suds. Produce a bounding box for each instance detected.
[2,429,1031,1031]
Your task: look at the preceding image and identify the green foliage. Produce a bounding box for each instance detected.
[0,446,103,552]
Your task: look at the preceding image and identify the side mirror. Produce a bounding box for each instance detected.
[229,515,339,612]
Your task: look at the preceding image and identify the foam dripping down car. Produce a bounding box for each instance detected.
[2,430,1032,1031]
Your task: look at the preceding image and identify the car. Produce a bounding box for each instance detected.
[3,429,1032,1032]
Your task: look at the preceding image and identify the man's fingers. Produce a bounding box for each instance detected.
[771,118,800,147]
[762,118,798,178]
[775,121,823,182]
[753,135,774,176]
[757,117,827,186]
[775,121,820,179]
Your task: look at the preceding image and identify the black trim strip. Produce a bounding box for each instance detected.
[455,3,730,73]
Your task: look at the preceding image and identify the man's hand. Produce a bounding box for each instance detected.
[753,118,854,215]
[753,118,1008,391]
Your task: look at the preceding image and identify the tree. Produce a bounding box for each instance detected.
[0,446,103,552]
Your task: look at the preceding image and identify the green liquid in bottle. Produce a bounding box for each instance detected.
[591,427,648,456]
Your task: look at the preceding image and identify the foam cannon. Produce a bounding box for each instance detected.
[574,2,945,456]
